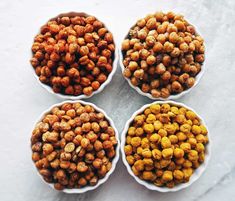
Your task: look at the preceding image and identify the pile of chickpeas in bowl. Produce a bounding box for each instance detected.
[29,11,210,193]
[30,12,117,99]
[121,101,210,191]
[31,101,120,192]
[120,11,205,99]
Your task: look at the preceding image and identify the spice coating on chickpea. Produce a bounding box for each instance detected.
[31,102,117,190]
[31,14,115,96]
[121,11,205,98]
[124,103,209,188]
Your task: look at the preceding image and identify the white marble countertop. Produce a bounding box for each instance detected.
[1,0,235,200]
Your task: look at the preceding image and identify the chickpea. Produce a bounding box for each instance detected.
[162,170,173,182]
[143,124,154,134]
[192,125,202,135]
[162,148,173,159]
[153,121,163,131]
[149,133,161,143]
[180,124,191,133]
[81,138,90,148]
[196,143,205,153]
[141,138,150,149]
[173,170,184,180]
[146,35,156,47]
[180,143,191,153]
[161,137,171,149]
[142,148,152,158]
[126,155,135,165]
[42,143,54,155]
[174,148,184,158]
[134,160,145,171]
[135,127,144,136]
[131,137,141,147]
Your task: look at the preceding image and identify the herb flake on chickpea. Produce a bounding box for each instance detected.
[121,11,205,98]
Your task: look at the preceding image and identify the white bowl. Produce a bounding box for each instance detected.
[121,100,211,192]
[30,100,120,193]
[30,12,118,100]
[119,13,206,100]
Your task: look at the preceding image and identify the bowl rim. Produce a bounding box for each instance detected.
[30,100,120,193]
[120,100,211,192]
[30,11,118,100]
[119,12,206,100]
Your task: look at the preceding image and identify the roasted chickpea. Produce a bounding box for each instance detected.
[124,102,208,188]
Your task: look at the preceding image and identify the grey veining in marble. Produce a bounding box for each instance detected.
[0,0,235,201]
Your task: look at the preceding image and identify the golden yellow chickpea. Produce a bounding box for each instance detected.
[183,160,192,168]
[200,125,208,135]
[174,148,184,158]
[137,147,143,155]
[173,170,184,180]
[171,106,179,114]
[134,160,145,171]
[124,145,133,155]
[135,127,144,136]
[188,138,197,147]
[126,136,132,144]
[150,104,161,114]
[142,148,152,158]
[164,124,176,134]
[162,148,173,159]
[175,114,186,124]
[143,171,156,181]
[128,127,136,136]
[180,124,191,133]
[126,155,135,165]
[160,159,171,168]
[169,135,178,144]
[175,157,185,165]
[161,104,171,113]
[182,168,193,181]
[149,133,161,143]
[192,125,201,135]
[176,132,187,141]
[196,143,205,153]
[134,115,145,126]
[188,150,198,161]
[179,107,187,115]
[180,142,191,153]
[144,108,151,116]
[173,122,179,131]
[198,152,205,163]
[146,114,156,124]
[186,110,197,120]
[141,137,150,149]
[152,149,162,160]
[132,166,140,176]
[143,123,154,134]
[158,129,167,137]
[162,170,173,182]
[153,120,163,131]
[161,137,171,149]
[131,137,141,147]
[143,158,153,166]
[196,134,205,143]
